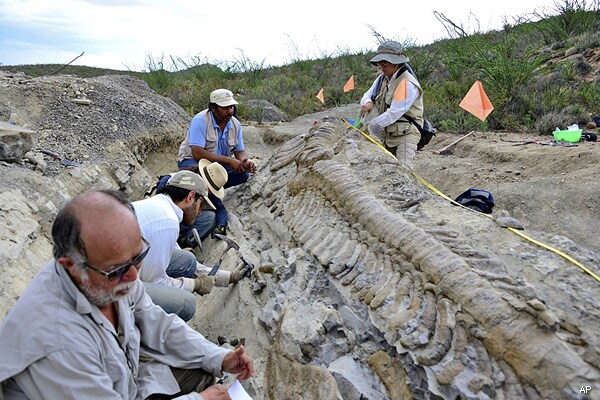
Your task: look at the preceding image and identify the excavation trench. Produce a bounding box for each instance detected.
[137,120,600,400]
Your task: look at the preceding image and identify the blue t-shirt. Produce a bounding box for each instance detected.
[188,111,244,156]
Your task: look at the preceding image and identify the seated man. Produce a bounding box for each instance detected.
[177,88,256,237]
[134,170,247,321]
[176,159,229,248]
[0,190,253,399]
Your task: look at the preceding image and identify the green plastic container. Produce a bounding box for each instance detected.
[553,129,582,143]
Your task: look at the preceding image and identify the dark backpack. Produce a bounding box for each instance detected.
[404,115,437,151]
[371,66,436,151]
[144,174,173,197]
[454,188,495,214]
[581,131,597,142]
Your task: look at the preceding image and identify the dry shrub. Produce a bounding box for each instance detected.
[535,107,589,134]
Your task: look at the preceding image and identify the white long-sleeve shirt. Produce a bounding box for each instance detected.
[360,73,420,128]
[133,194,195,292]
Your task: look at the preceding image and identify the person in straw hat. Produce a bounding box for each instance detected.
[177,88,257,237]
[359,40,425,169]
[178,159,229,248]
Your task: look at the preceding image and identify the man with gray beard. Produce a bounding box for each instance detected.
[0,190,254,399]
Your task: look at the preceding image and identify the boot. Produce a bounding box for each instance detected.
[178,228,201,251]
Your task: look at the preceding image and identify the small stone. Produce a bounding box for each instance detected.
[527,299,547,311]
[495,216,524,230]
[71,98,93,105]
[538,310,560,332]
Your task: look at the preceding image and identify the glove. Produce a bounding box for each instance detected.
[194,275,215,295]
[229,261,251,284]
[229,264,245,285]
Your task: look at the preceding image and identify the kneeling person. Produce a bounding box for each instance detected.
[134,170,244,322]
[178,159,229,248]
[177,88,256,237]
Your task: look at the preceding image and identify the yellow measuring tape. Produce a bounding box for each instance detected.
[342,118,396,159]
[341,118,600,283]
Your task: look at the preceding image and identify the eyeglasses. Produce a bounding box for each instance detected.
[82,238,151,281]
[377,61,391,68]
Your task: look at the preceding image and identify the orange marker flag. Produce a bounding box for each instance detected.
[393,79,407,102]
[316,88,324,104]
[459,80,494,121]
[343,75,355,92]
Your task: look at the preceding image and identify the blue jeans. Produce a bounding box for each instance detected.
[177,158,250,228]
[144,282,196,322]
[166,248,197,278]
[179,210,216,242]
[143,249,197,321]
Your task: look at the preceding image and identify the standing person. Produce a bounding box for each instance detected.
[135,170,247,322]
[0,190,254,399]
[360,40,425,169]
[177,89,256,237]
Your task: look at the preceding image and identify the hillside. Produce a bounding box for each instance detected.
[3,5,599,135]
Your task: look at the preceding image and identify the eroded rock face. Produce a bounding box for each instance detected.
[0,71,189,320]
[224,122,600,399]
[1,72,599,400]
[0,122,38,162]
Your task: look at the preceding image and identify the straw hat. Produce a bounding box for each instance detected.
[198,159,227,199]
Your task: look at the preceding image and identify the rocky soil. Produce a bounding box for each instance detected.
[1,71,599,399]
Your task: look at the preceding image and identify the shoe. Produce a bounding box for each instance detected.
[212,225,227,238]
[178,228,201,250]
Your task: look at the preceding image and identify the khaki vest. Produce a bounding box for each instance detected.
[373,69,424,146]
[177,109,241,162]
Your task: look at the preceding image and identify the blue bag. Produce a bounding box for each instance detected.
[455,188,495,214]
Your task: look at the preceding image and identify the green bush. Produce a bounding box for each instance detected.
[532,0,599,44]
[5,1,597,134]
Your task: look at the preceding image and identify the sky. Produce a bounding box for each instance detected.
[0,0,555,72]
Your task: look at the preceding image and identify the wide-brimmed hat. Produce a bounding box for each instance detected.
[369,41,410,65]
[166,170,216,210]
[210,89,238,107]
[198,159,227,199]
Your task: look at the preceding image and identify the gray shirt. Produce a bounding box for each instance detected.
[0,260,230,399]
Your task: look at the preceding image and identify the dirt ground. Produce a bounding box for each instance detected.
[2,74,600,398]
[413,130,600,253]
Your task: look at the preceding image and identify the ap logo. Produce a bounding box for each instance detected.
[580,385,592,394]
